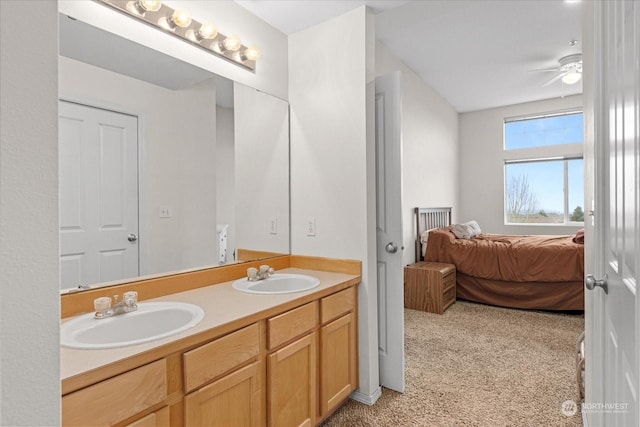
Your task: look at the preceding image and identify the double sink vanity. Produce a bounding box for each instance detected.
[60,255,361,427]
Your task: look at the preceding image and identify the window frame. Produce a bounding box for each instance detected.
[503,109,584,226]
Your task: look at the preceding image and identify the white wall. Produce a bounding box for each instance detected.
[375,42,460,266]
[234,83,290,255]
[289,7,380,402]
[59,57,218,277]
[216,106,236,261]
[58,0,289,100]
[0,1,60,425]
[459,95,583,235]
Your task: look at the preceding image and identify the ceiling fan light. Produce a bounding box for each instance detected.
[562,71,582,85]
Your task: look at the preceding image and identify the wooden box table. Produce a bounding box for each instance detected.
[404,262,456,314]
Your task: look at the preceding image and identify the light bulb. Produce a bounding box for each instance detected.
[562,71,582,85]
[171,8,192,28]
[138,0,161,12]
[242,46,261,61]
[221,35,241,52]
[196,22,218,40]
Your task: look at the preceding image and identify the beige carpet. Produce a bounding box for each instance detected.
[321,301,584,427]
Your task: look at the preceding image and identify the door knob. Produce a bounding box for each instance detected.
[586,274,608,294]
[127,233,138,243]
[385,242,398,253]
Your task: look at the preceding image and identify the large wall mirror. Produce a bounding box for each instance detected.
[58,14,290,292]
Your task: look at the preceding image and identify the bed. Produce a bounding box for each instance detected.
[414,207,584,311]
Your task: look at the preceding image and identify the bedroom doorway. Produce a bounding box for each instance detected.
[375,71,405,393]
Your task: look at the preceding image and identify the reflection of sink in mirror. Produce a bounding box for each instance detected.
[232,274,320,294]
[61,302,204,349]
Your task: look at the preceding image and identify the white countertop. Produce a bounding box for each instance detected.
[61,267,359,381]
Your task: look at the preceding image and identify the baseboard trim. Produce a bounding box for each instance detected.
[349,386,382,406]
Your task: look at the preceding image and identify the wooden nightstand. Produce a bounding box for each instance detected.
[404,262,456,314]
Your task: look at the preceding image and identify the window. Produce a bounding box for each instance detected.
[504,111,584,224]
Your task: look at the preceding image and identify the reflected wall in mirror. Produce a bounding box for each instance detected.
[58,15,289,292]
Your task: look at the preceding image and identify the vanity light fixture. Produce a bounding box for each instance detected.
[130,0,161,14]
[195,22,218,41]
[242,46,261,61]
[167,8,192,29]
[220,34,242,52]
[97,0,260,71]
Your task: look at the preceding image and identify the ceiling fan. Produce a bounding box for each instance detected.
[531,53,583,87]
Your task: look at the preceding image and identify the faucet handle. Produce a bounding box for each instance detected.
[93,297,111,319]
[124,291,138,303]
[94,297,111,312]
[247,267,258,281]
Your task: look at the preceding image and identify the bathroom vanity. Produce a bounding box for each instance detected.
[60,256,360,427]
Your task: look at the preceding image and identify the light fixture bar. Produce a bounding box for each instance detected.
[96,0,258,71]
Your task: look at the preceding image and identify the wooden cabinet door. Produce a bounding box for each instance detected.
[184,361,262,427]
[267,333,317,427]
[319,312,357,417]
[124,407,169,427]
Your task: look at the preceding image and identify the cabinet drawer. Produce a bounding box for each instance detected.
[183,323,260,393]
[268,301,318,350]
[63,359,167,426]
[443,285,456,307]
[442,273,455,292]
[321,287,356,324]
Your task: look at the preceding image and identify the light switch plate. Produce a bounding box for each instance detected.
[306,218,316,236]
[159,206,172,218]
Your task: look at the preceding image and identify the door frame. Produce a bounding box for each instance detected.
[59,96,146,277]
[582,1,603,424]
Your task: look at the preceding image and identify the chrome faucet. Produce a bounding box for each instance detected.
[93,291,138,319]
[247,265,275,282]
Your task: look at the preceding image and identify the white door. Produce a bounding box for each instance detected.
[59,101,139,289]
[584,1,639,425]
[375,72,405,393]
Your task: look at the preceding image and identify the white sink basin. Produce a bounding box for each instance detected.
[232,274,320,294]
[61,302,204,349]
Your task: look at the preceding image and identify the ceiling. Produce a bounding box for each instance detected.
[236,0,583,113]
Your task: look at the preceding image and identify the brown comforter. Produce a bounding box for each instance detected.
[424,228,584,283]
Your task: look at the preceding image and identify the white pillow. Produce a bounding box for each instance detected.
[451,223,473,239]
[420,228,436,257]
[463,220,482,236]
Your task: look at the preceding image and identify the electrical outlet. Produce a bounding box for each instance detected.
[306,218,316,236]
[159,206,172,218]
[269,217,278,235]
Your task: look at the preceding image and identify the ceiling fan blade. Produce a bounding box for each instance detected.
[541,72,566,87]
[529,66,561,72]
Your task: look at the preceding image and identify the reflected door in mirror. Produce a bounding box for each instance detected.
[59,101,139,289]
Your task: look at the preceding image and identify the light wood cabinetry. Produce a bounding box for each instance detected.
[183,323,260,393]
[266,301,319,427]
[62,359,167,426]
[183,323,263,426]
[268,333,317,427]
[62,279,358,427]
[319,288,358,419]
[404,262,456,314]
[184,361,262,427]
[125,407,170,427]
